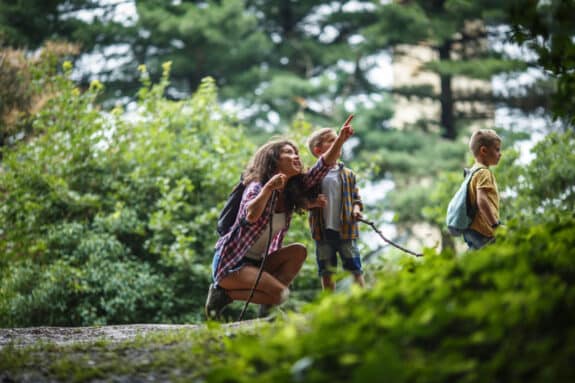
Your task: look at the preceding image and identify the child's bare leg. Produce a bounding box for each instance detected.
[353,273,365,288]
[321,275,335,291]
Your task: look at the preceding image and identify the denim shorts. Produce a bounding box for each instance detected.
[315,229,362,276]
[211,247,262,285]
[463,229,494,250]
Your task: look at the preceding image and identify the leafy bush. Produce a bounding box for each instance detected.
[0,59,256,326]
[206,217,575,382]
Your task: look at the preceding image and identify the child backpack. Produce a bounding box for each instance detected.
[216,179,245,236]
[446,167,486,236]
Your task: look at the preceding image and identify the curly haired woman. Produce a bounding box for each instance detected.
[205,116,355,320]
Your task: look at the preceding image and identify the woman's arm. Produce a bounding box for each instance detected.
[245,174,286,223]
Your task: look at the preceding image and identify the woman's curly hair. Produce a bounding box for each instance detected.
[243,138,313,213]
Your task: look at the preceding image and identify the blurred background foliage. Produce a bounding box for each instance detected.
[0,0,573,328]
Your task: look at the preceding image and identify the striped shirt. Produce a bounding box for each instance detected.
[308,163,362,240]
[213,156,331,283]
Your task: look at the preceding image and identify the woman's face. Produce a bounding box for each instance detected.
[276,144,302,178]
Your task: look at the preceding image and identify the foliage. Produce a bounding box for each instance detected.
[0,42,80,152]
[507,0,575,126]
[2,216,574,382]
[497,130,575,221]
[0,59,255,326]
[0,0,129,51]
[202,217,575,383]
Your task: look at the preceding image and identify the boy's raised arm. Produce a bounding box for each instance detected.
[323,114,354,166]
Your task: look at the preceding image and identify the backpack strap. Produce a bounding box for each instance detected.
[465,166,488,217]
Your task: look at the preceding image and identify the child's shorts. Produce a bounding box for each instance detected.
[315,229,362,277]
[463,229,494,250]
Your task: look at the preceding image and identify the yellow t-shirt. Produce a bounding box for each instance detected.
[468,168,499,237]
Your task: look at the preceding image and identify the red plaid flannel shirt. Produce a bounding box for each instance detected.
[213,156,330,282]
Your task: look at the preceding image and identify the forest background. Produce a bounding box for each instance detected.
[0,0,574,329]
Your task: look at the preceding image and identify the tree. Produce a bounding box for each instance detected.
[123,0,393,131]
[507,0,575,127]
[356,0,549,140]
[0,41,80,155]
[0,0,127,49]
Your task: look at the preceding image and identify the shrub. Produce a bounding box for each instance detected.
[206,217,575,383]
[0,58,255,326]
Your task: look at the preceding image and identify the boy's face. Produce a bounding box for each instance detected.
[483,141,502,166]
[314,132,337,157]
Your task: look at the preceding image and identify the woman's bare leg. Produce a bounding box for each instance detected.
[218,266,286,305]
[262,243,307,286]
[218,244,307,305]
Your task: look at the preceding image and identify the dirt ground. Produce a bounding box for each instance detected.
[0,323,204,349]
[0,320,261,349]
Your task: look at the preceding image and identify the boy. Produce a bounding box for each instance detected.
[306,127,365,291]
[464,129,502,250]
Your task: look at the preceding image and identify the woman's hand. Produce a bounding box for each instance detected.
[265,173,287,192]
[307,194,327,209]
[246,173,287,223]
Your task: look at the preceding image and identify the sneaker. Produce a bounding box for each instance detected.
[205,284,232,320]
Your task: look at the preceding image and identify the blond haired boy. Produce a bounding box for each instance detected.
[464,129,502,249]
[306,126,365,290]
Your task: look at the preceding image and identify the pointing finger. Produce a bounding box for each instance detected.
[343,114,354,126]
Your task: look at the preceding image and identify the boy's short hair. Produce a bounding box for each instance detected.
[469,129,501,156]
[307,127,336,155]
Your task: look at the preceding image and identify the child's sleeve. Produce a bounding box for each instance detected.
[351,171,363,210]
[303,156,330,189]
[475,169,495,190]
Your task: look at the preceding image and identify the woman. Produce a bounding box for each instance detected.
[205,116,355,319]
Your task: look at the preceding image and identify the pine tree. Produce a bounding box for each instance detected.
[358,0,549,139]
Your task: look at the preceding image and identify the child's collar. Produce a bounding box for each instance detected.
[331,162,344,170]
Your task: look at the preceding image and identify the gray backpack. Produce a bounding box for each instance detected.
[446,167,486,236]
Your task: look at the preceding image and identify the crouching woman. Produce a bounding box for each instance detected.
[205,117,355,320]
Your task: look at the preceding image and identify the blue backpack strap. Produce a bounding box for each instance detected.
[446,166,487,236]
[465,166,488,217]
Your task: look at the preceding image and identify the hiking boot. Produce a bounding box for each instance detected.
[205,284,232,320]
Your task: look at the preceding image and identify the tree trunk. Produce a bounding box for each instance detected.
[279,0,294,36]
[438,42,456,140]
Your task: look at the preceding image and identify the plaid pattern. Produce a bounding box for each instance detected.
[308,163,362,240]
[213,156,330,283]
